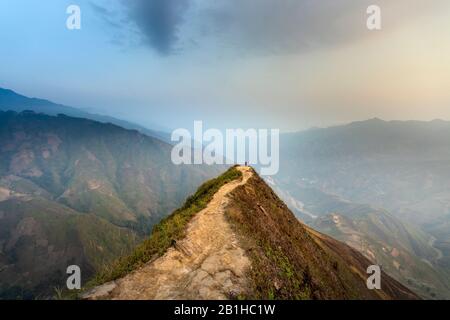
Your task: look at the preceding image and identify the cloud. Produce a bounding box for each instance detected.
[90,2,122,29]
[96,0,447,56]
[194,0,363,54]
[193,0,447,55]
[121,0,190,55]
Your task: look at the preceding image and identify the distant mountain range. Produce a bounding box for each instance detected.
[0,87,171,143]
[272,118,450,299]
[1,87,449,300]
[0,110,222,298]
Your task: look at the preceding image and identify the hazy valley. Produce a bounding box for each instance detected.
[0,109,221,298]
[1,88,450,300]
[270,119,450,298]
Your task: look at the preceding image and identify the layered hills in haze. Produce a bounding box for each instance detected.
[272,119,450,299]
[0,88,447,300]
[0,88,170,142]
[0,110,221,298]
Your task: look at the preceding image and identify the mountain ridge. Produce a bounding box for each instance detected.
[83,166,418,300]
[0,87,170,143]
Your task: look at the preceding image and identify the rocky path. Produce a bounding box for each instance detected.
[84,166,253,300]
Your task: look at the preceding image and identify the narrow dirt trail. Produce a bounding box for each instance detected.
[87,166,253,300]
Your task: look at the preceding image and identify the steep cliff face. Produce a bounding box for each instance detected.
[83,166,418,300]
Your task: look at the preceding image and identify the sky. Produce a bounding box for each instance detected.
[1,0,450,132]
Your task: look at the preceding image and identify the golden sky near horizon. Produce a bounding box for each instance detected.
[213,4,450,129]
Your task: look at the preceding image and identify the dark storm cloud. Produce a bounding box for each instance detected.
[122,0,190,55]
[116,0,363,55]
[97,0,446,56]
